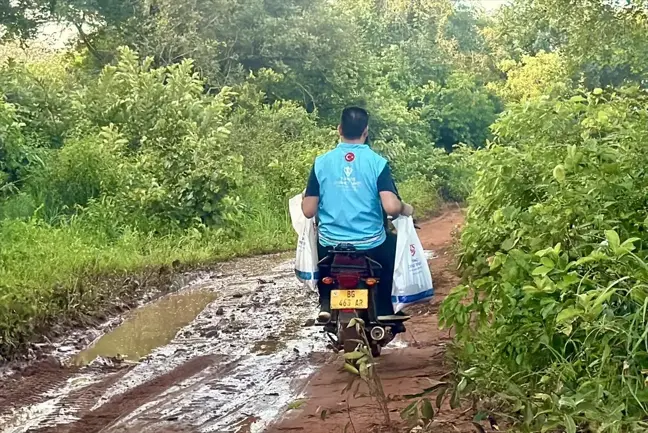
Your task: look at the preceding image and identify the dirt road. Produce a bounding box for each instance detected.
[267,207,471,433]
[0,208,467,433]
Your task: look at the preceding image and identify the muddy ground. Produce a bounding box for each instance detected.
[0,208,475,433]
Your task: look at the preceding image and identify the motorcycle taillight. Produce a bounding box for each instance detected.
[337,274,360,289]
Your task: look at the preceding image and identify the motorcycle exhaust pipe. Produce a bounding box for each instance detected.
[370,326,386,341]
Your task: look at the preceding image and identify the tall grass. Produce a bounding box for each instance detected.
[0,193,295,355]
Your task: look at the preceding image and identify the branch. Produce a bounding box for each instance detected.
[72,20,101,62]
[295,82,317,112]
[345,395,357,433]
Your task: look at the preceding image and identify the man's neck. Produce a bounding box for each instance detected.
[340,138,366,145]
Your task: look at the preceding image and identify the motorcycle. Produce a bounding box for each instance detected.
[316,242,409,357]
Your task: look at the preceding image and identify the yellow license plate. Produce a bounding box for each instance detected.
[330,289,369,310]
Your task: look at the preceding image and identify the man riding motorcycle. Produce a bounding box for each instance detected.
[301,106,414,326]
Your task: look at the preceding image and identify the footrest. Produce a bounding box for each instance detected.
[377,314,411,323]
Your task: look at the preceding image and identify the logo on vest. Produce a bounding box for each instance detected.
[345,152,355,162]
[336,164,361,191]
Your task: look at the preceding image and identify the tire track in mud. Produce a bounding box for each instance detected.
[0,360,76,412]
[45,367,132,426]
[35,355,221,433]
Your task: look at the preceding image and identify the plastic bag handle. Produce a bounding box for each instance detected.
[387,215,420,229]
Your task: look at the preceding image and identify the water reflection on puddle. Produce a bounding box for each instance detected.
[75,290,218,366]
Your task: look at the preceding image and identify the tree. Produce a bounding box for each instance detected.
[487,0,648,87]
[488,51,571,102]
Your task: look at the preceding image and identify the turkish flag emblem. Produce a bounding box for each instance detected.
[345,152,355,162]
[410,244,416,256]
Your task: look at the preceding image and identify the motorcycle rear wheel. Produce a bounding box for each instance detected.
[340,322,362,353]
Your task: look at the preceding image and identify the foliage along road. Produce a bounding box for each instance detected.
[0,208,471,433]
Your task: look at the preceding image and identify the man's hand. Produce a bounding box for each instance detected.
[379,192,414,218]
[401,202,414,217]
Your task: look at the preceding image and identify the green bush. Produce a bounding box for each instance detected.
[440,87,648,431]
[418,72,502,151]
[387,143,475,204]
[0,99,31,193]
[397,177,440,217]
[36,130,128,213]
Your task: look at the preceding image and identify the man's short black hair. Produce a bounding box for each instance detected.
[340,107,369,140]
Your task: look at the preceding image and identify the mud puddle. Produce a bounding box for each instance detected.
[75,290,219,366]
[1,254,325,433]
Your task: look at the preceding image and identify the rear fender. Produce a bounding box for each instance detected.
[337,310,357,327]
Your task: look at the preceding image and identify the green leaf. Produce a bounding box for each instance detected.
[535,247,554,257]
[593,87,603,95]
[359,362,369,379]
[501,236,517,251]
[564,414,577,433]
[489,255,503,271]
[457,377,467,393]
[540,257,555,269]
[473,411,488,422]
[605,230,620,250]
[553,164,566,183]
[404,382,449,399]
[401,401,418,416]
[343,363,359,375]
[436,386,449,409]
[420,398,435,421]
[556,308,581,324]
[621,237,640,251]
[532,266,552,276]
[343,351,365,361]
[450,388,460,409]
[400,401,419,423]
[524,403,533,425]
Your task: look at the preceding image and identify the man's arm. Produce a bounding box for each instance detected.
[302,165,319,218]
[377,164,414,217]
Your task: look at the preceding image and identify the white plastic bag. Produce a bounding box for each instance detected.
[289,193,319,290]
[391,216,434,313]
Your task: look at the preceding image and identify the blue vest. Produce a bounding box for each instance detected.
[314,143,387,250]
